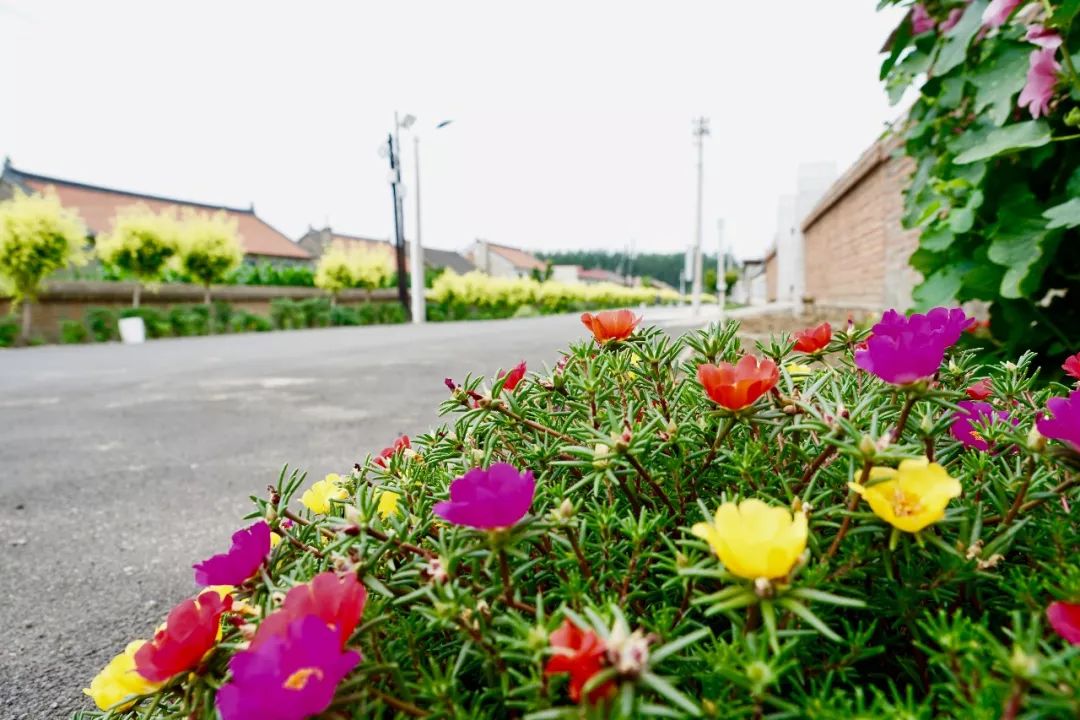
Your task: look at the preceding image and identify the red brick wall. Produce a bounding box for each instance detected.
[802,137,921,310]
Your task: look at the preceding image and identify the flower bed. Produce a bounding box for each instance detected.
[81,309,1080,719]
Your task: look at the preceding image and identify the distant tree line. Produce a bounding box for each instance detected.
[537,250,720,289]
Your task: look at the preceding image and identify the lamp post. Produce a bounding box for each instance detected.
[408,119,454,325]
[387,112,416,317]
[691,117,710,316]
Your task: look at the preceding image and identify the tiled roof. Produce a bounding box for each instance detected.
[486,242,546,271]
[325,231,474,273]
[2,163,310,260]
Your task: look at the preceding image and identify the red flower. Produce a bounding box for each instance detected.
[1047,601,1080,645]
[135,590,231,682]
[697,356,780,411]
[793,322,831,353]
[965,378,993,401]
[251,572,367,651]
[375,435,410,467]
[497,361,527,391]
[580,310,641,344]
[1063,353,1080,381]
[544,619,615,704]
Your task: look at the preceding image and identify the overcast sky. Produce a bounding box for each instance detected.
[0,1,905,260]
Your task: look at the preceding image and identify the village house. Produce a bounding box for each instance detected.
[464,240,546,279]
[297,227,475,275]
[0,160,311,265]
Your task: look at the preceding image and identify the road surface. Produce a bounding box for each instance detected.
[0,309,706,719]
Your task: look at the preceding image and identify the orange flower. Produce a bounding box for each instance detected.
[698,356,779,411]
[793,322,831,353]
[580,310,641,343]
[544,619,615,704]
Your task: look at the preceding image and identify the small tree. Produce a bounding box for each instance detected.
[351,246,393,297]
[96,205,178,307]
[0,190,87,342]
[177,210,243,304]
[314,246,355,307]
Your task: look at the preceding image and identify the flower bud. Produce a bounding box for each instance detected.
[666,419,678,436]
[593,443,611,469]
[526,625,548,651]
[264,506,278,524]
[745,660,775,690]
[1027,426,1046,452]
[424,556,448,584]
[858,435,876,458]
[753,577,774,599]
[471,448,485,464]
[557,498,574,522]
[920,413,933,434]
[344,504,361,526]
[1009,646,1039,679]
[1067,107,1080,129]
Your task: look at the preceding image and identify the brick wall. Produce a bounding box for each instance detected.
[801,136,921,310]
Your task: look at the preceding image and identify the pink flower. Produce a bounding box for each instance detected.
[950,401,1015,452]
[193,521,271,587]
[1063,352,1080,381]
[216,615,359,720]
[497,361,527,391]
[912,3,936,33]
[855,308,972,385]
[940,7,964,32]
[982,0,1023,27]
[965,378,993,400]
[433,463,536,529]
[252,572,367,651]
[1047,601,1080,645]
[1019,47,1060,118]
[375,435,410,467]
[1036,390,1080,451]
[1025,24,1062,49]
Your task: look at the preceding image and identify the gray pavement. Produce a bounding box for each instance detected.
[0,310,700,719]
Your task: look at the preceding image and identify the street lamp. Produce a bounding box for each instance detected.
[399,116,454,325]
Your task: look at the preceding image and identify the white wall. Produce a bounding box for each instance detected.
[773,162,837,307]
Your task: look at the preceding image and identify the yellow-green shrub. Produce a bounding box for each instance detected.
[176,211,243,303]
[96,205,179,306]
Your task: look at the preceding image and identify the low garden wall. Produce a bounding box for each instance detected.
[0,280,398,342]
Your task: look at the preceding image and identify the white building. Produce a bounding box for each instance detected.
[465,240,546,279]
[772,162,837,307]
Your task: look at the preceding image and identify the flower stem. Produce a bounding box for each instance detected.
[498,548,515,608]
[565,526,593,583]
[824,460,873,561]
[627,453,676,513]
[891,394,917,443]
[1001,457,1036,528]
[792,444,838,496]
[491,402,574,443]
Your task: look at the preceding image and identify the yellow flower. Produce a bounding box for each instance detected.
[692,499,808,580]
[377,490,401,519]
[301,473,348,514]
[270,531,281,548]
[83,640,162,711]
[849,457,961,533]
[786,363,812,379]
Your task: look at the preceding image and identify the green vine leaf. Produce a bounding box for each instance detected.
[912,266,964,309]
[971,43,1031,126]
[933,0,988,75]
[954,121,1052,164]
[1044,198,1080,229]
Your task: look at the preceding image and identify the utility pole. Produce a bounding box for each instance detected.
[389,112,409,316]
[691,117,710,316]
[717,219,726,324]
[411,134,425,324]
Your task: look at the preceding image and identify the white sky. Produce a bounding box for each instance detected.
[0,1,905,260]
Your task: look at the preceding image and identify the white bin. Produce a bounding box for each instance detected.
[118,316,146,344]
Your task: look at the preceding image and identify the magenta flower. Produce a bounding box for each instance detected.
[1019,47,1060,118]
[1048,601,1080,645]
[216,615,359,720]
[911,3,936,34]
[1036,390,1080,452]
[939,7,964,32]
[982,0,1023,27]
[950,401,1015,452]
[855,308,972,385]
[433,463,536,529]
[1025,24,1062,49]
[193,521,271,587]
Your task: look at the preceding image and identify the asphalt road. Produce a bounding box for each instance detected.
[0,309,702,719]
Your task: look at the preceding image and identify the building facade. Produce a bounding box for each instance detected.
[465,240,546,279]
